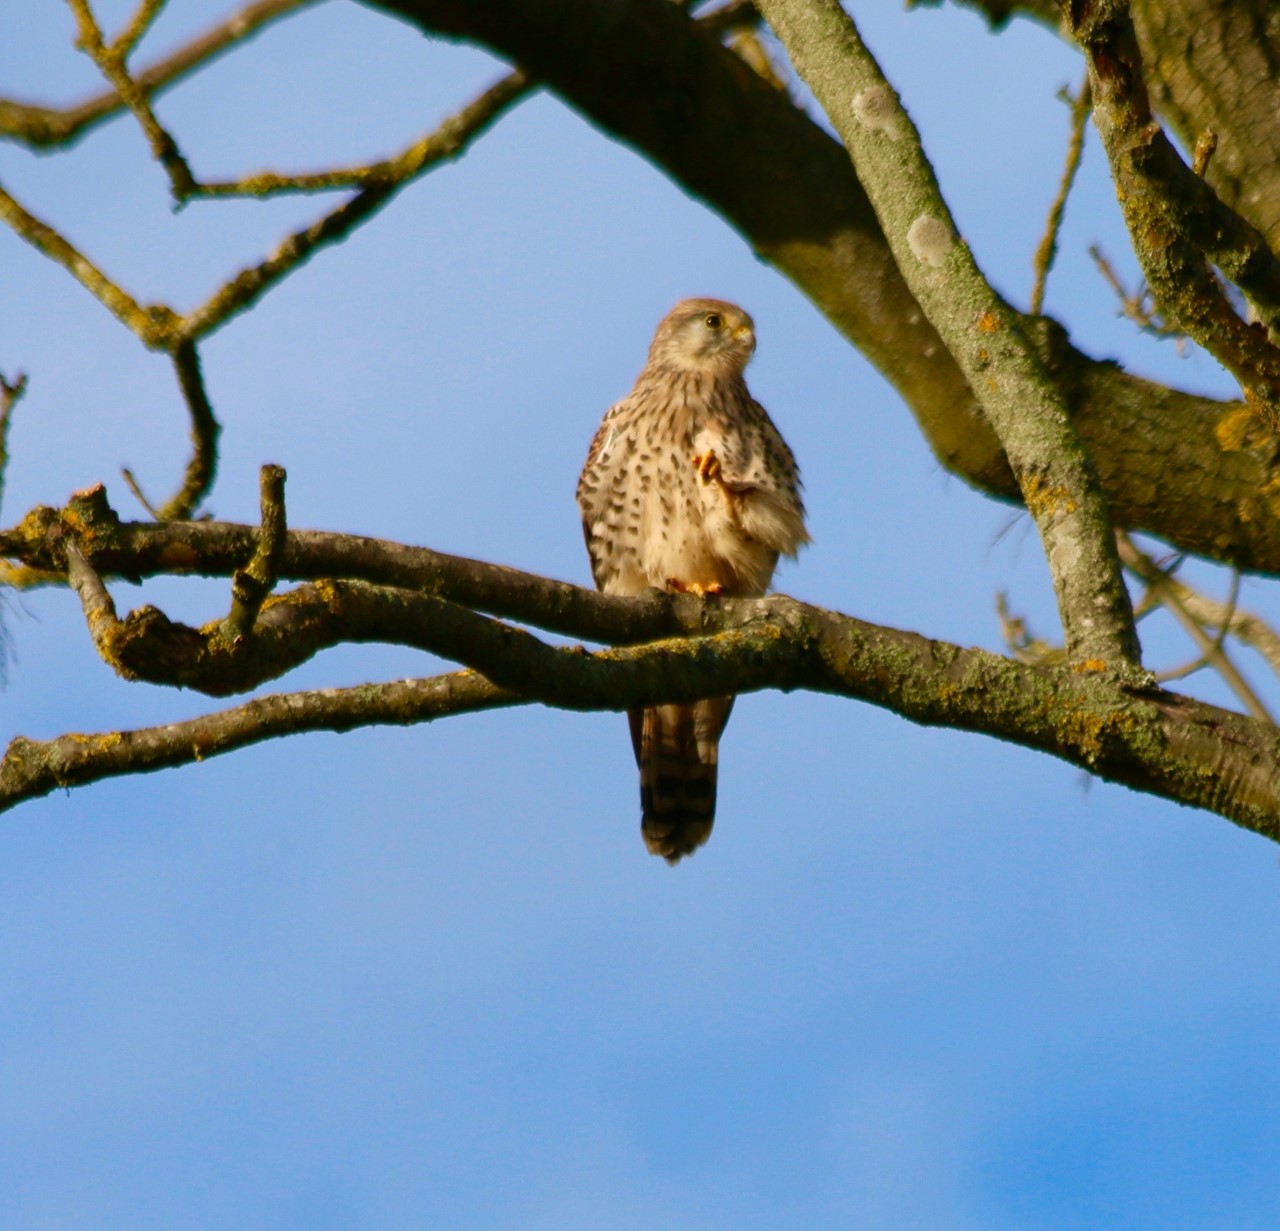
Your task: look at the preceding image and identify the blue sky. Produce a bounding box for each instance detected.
[1,2,1277,1228]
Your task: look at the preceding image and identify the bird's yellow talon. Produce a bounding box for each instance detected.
[693,450,723,485]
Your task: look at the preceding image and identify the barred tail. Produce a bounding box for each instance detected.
[628,697,734,864]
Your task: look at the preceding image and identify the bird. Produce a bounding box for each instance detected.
[576,298,808,863]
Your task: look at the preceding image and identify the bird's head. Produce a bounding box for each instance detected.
[647,298,757,376]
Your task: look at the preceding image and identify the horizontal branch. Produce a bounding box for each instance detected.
[0,490,706,646]
[0,670,520,813]
[6,535,1280,844]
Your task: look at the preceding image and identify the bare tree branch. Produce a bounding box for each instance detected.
[0,182,180,348]
[189,71,534,200]
[1067,0,1280,421]
[0,670,521,814]
[0,371,29,522]
[0,0,318,148]
[159,339,221,519]
[181,69,531,338]
[1117,532,1273,721]
[9,538,1280,845]
[224,464,287,641]
[66,0,199,200]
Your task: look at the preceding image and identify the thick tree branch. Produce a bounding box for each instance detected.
[8,540,1280,845]
[1067,0,1280,421]
[755,0,1138,666]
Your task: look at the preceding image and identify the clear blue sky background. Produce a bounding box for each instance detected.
[2,2,1278,1228]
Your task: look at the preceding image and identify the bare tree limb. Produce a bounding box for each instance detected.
[0,0,318,148]
[365,0,1280,577]
[8,554,1280,845]
[159,339,221,518]
[181,69,531,338]
[1066,0,1280,421]
[190,70,534,199]
[66,0,199,201]
[109,0,168,61]
[0,371,29,522]
[0,670,521,814]
[0,181,181,349]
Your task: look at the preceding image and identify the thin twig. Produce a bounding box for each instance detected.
[0,372,29,523]
[182,69,531,338]
[1117,532,1273,722]
[66,0,198,200]
[1030,75,1090,316]
[1,0,316,148]
[159,339,221,518]
[1088,244,1187,345]
[190,69,534,199]
[0,179,180,349]
[120,468,162,519]
[109,0,167,60]
[120,338,222,519]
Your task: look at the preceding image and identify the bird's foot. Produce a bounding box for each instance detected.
[692,450,723,486]
[666,577,725,597]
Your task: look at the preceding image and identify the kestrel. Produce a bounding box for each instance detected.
[576,299,808,863]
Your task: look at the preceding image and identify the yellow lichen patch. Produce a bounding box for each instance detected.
[1022,474,1078,519]
[0,562,60,588]
[1243,386,1280,431]
[1215,403,1271,452]
[936,681,963,706]
[1262,475,1280,519]
[1044,694,1135,762]
[1071,658,1108,674]
[976,311,1000,334]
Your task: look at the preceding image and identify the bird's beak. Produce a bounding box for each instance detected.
[734,325,757,353]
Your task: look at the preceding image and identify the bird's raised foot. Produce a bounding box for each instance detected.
[692,450,723,486]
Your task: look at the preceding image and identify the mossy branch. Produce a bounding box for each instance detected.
[5,485,1280,840]
[1066,0,1280,422]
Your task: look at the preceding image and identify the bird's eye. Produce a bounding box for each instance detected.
[704,313,723,330]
